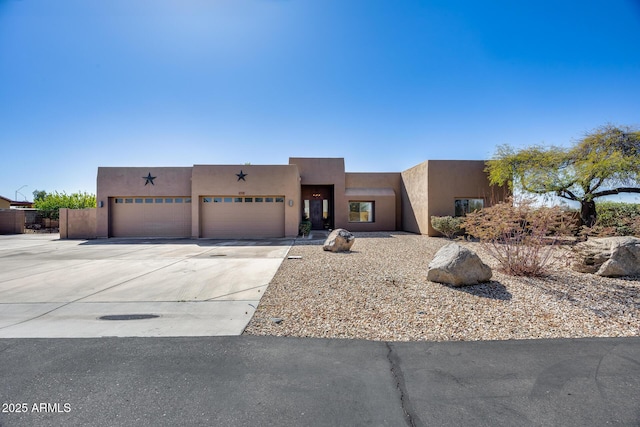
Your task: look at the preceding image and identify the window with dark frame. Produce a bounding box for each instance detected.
[454,198,484,217]
[348,201,374,222]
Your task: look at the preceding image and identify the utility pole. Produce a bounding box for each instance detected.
[15,185,27,201]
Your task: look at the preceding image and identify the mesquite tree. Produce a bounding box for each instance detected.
[485,124,640,227]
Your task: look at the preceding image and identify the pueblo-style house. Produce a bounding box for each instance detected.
[86,157,506,239]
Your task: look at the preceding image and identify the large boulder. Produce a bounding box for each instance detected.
[427,243,492,286]
[323,228,355,252]
[571,236,640,277]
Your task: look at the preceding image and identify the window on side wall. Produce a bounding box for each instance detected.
[349,201,374,222]
[454,199,484,217]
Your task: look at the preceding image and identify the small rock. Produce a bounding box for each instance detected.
[270,317,283,324]
[323,228,355,252]
[427,243,492,286]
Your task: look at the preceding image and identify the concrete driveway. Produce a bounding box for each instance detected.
[0,234,292,338]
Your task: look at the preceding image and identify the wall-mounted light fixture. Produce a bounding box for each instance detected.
[288,199,294,207]
[99,201,104,208]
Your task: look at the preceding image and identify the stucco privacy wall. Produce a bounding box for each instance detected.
[0,209,24,234]
[345,172,402,231]
[191,164,300,238]
[96,167,193,238]
[60,208,97,239]
[401,161,429,234]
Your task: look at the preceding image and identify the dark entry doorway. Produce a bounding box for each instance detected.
[309,200,323,229]
[301,185,334,230]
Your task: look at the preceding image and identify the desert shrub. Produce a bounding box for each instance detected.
[463,197,576,276]
[430,216,464,239]
[587,202,640,236]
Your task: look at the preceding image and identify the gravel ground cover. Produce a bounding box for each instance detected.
[243,232,640,342]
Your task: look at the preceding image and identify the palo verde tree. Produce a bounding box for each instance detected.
[485,124,640,227]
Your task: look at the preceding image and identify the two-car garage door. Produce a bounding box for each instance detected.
[110,195,286,238]
[200,196,285,238]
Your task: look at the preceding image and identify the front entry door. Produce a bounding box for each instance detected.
[310,199,323,229]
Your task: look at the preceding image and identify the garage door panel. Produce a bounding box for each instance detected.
[110,197,191,237]
[201,197,284,238]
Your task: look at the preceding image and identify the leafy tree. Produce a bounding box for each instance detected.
[32,189,47,202]
[34,191,97,220]
[486,124,640,227]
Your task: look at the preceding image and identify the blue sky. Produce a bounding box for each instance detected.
[1,0,639,202]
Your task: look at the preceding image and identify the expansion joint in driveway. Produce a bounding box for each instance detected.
[386,342,425,427]
[0,248,216,332]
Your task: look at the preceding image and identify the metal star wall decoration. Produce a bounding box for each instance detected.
[143,172,156,186]
[236,170,247,181]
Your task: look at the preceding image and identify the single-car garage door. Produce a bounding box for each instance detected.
[110,197,192,237]
[201,196,285,238]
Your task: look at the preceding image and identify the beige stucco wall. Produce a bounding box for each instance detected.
[402,160,509,236]
[192,164,300,238]
[0,198,11,209]
[427,160,508,236]
[345,172,402,231]
[343,190,396,232]
[290,158,404,232]
[60,208,97,239]
[0,209,24,234]
[289,158,347,228]
[96,167,193,238]
[290,157,345,185]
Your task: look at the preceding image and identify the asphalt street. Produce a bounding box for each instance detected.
[1,336,639,427]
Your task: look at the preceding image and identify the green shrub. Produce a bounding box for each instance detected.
[430,216,464,239]
[34,191,96,220]
[298,219,312,237]
[591,202,640,236]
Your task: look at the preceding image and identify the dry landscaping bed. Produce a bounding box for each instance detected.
[243,232,640,342]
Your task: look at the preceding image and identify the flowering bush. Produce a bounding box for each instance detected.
[463,198,576,276]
